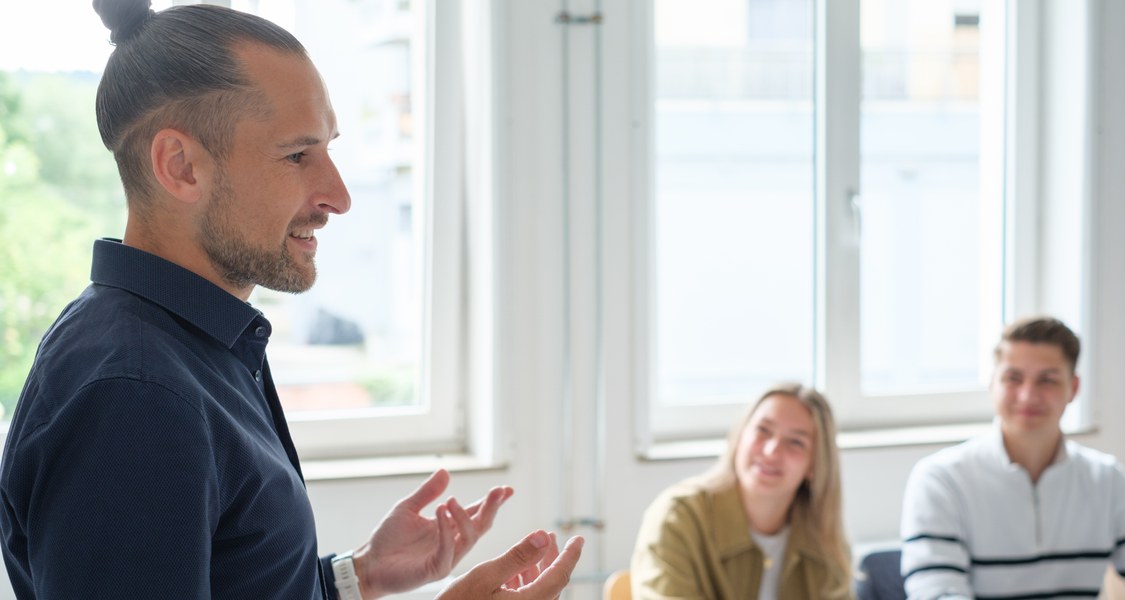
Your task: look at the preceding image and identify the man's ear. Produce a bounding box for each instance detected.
[150,128,212,204]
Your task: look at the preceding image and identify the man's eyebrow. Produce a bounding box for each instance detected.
[1001,366,1064,376]
[276,132,341,150]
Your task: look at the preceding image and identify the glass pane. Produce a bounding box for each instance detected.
[0,1,425,419]
[241,0,425,415]
[859,0,1002,395]
[0,3,174,418]
[653,0,815,407]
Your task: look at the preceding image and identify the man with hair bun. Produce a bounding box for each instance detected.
[0,2,582,599]
[900,316,1125,599]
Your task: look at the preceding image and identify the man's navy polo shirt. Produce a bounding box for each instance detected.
[0,239,337,599]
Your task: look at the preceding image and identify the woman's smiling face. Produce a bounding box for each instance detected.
[734,393,816,501]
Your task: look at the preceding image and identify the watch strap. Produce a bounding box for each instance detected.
[331,552,363,600]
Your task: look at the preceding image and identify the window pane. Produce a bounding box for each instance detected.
[653,0,814,407]
[0,2,169,419]
[241,0,425,416]
[859,0,1002,395]
[0,1,426,421]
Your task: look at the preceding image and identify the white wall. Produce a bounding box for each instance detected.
[2,1,1123,599]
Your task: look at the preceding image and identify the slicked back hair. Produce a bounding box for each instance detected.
[95,4,307,212]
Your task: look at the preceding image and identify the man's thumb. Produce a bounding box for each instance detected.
[478,530,551,580]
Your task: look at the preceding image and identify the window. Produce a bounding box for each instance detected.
[1,0,492,462]
[853,0,1005,425]
[644,0,815,439]
[232,0,452,460]
[0,2,136,421]
[635,0,1013,444]
[224,0,495,460]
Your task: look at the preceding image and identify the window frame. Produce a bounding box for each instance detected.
[630,0,1072,448]
[231,0,499,461]
[0,0,501,464]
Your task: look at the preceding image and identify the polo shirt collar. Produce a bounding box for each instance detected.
[90,238,263,349]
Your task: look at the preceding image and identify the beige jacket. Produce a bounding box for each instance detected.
[631,480,852,600]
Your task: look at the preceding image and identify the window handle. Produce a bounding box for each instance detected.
[847,188,863,243]
[554,11,603,25]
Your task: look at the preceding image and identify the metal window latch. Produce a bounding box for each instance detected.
[847,188,863,242]
[555,517,606,532]
[554,11,603,25]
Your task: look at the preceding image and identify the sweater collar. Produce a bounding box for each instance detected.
[984,418,1070,470]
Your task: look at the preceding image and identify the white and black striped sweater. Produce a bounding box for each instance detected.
[900,425,1125,600]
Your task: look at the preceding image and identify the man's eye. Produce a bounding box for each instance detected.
[286,152,307,164]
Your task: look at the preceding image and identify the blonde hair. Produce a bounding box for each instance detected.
[701,383,851,592]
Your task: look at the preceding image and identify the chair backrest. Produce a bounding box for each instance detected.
[603,569,632,600]
[855,549,906,600]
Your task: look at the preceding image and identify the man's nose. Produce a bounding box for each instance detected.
[1016,381,1037,402]
[316,157,351,215]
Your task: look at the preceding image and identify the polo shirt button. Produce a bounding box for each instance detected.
[254,370,263,382]
[254,326,267,338]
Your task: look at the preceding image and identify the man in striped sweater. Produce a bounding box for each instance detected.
[900,316,1125,599]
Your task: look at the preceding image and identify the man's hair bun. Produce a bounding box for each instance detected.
[92,0,154,45]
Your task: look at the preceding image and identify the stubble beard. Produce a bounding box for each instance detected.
[199,168,322,294]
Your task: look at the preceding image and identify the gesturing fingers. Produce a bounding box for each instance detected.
[450,486,513,564]
[428,502,457,574]
[462,486,513,520]
[394,469,451,514]
[516,562,541,588]
[447,497,478,562]
[433,530,584,600]
[538,532,560,573]
[515,535,584,599]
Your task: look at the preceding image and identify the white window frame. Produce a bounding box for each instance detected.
[244,0,500,462]
[821,0,1009,430]
[629,0,1093,449]
[0,0,500,464]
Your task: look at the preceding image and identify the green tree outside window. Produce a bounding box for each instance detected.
[0,71,125,416]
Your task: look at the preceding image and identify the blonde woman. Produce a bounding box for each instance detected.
[631,384,852,600]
